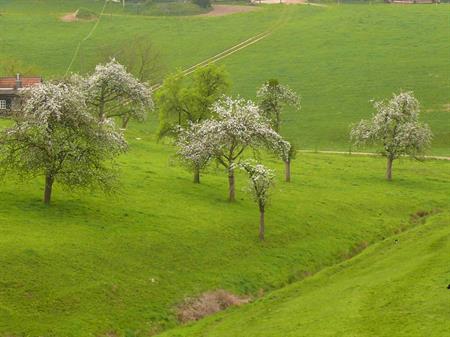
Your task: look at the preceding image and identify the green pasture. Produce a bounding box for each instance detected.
[0,1,448,153]
[0,2,449,336]
[1,129,449,336]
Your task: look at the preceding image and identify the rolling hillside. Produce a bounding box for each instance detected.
[0,2,449,153]
[0,143,449,336]
[0,1,449,336]
[158,211,450,337]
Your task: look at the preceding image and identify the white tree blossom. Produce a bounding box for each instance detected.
[351,91,432,180]
[180,96,289,201]
[83,59,154,128]
[256,79,301,133]
[238,160,275,241]
[0,81,127,204]
[175,123,213,184]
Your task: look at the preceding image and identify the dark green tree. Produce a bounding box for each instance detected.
[157,64,230,139]
[193,0,212,9]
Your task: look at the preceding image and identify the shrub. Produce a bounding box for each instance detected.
[193,0,211,8]
[76,8,98,20]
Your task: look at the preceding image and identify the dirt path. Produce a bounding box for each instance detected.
[149,2,323,90]
[199,5,258,17]
[65,1,108,75]
[151,30,273,90]
[255,0,328,7]
[297,150,450,161]
[152,6,294,86]
[256,0,306,3]
[60,10,78,22]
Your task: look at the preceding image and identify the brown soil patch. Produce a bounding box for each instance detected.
[255,0,307,3]
[176,289,250,323]
[442,103,450,113]
[60,10,78,22]
[200,5,257,17]
[410,210,432,224]
[426,103,450,113]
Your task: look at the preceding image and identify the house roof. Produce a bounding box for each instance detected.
[0,77,42,89]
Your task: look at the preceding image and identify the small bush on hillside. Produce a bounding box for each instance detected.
[193,0,211,8]
[177,290,249,323]
[76,8,98,20]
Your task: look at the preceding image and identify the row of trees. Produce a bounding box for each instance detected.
[0,57,433,239]
[156,66,301,239]
[0,59,296,239]
[175,97,290,201]
[158,66,433,239]
[157,65,300,189]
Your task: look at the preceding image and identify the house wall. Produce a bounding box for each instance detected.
[0,94,17,115]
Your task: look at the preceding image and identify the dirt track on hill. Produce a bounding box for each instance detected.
[60,10,78,22]
[254,0,327,6]
[200,5,258,17]
[298,150,450,161]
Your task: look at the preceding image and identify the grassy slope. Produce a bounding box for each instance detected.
[223,4,450,154]
[158,211,450,337]
[0,0,282,76]
[0,126,449,336]
[0,2,448,153]
[0,2,449,336]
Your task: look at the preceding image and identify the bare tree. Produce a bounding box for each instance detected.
[98,35,167,85]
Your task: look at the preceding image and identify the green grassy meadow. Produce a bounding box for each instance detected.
[1,135,449,336]
[223,5,450,154]
[0,1,449,336]
[0,1,448,153]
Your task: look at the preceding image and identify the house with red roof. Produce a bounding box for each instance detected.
[0,74,42,113]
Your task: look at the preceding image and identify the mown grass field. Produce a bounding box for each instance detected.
[0,1,449,337]
[224,4,450,154]
[0,1,448,153]
[158,211,450,337]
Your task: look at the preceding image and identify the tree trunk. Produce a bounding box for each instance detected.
[193,168,200,184]
[44,174,54,205]
[386,156,394,181]
[285,159,291,182]
[228,167,235,202]
[259,206,265,241]
[98,88,105,121]
[275,112,280,133]
[121,115,131,129]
